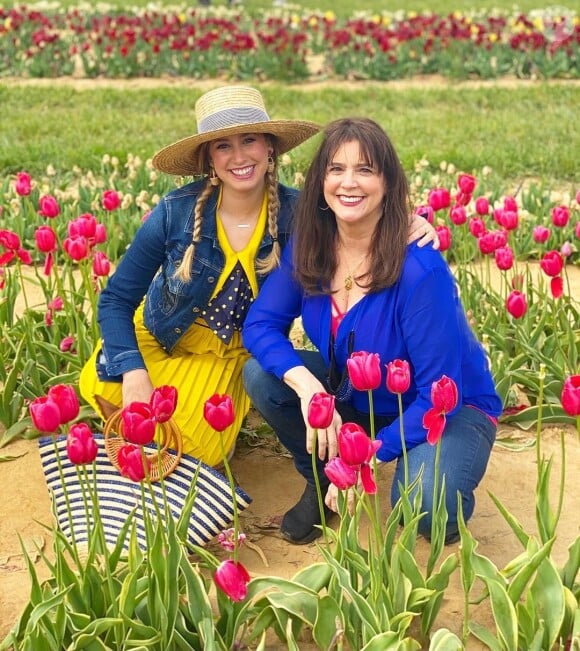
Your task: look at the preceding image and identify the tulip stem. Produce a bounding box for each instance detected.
[397,392,409,492]
[554,429,566,529]
[535,365,545,468]
[310,429,330,551]
[219,433,240,562]
[52,435,79,560]
[367,389,382,529]
[431,437,442,548]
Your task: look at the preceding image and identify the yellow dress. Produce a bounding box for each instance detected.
[79,196,267,468]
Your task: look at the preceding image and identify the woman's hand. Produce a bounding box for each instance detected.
[325,482,357,514]
[122,368,155,407]
[408,213,439,249]
[283,365,341,461]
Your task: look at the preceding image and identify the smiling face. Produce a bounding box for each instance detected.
[208,133,272,193]
[323,140,385,231]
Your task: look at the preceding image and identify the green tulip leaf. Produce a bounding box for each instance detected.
[480,576,518,650]
[312,594,344,650]
[428,628,464,650]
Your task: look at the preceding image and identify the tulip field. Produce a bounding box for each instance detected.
[1,2,580,650]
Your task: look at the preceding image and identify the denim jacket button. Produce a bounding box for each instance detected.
[174,327,181,334]
[193,307,200,313]
[208,276,215,283]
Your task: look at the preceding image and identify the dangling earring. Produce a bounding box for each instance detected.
[319,199,331,212]
[267,155,275,174]
[209,165,220,186]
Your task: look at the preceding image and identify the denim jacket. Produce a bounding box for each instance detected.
[97,178,299,380]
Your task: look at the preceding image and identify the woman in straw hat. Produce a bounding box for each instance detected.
[80,86,438,468]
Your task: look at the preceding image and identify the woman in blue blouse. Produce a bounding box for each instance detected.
[242,117,502,544]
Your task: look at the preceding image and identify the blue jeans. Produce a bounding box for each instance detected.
[242,350,496,537]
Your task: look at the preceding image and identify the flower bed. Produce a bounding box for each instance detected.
[0,3,579,81]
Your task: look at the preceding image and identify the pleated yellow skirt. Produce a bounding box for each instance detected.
[79,305,251,468]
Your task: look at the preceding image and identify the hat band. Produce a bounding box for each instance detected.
[198,107,271,134]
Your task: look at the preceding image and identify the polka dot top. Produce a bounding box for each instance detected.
[201,191,268,345]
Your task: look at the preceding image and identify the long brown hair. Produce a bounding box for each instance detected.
[174,138,282,282]
[292,118,411,295]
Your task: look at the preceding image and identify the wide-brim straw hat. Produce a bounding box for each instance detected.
[152,86,321,176]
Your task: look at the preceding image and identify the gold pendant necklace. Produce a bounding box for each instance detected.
[344,254,367,291]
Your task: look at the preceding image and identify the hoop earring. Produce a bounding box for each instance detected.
[209,165,220,187]
[319,200,331,212]
[267,156,275,174]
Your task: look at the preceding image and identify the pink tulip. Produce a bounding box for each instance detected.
[478,232,497,255]
[428,188,451,212]
[449,204,467,225]
[307,392,335,429]
[561,375,580,417]
[102,190,121,211]
[503,196,518,212]
[415,205,434,223]
[435,225,452,251]
[203,394,235,432]
[533,225,551,243]
[92,251,111,277]
[48,296,64,311]
[494,246,514,271]
[550,276,564,299]
[500,210,518,231]
[324,457,358,490]
[338,423,381,467]
[506,290,528,318]
[347,351,381,391]
[29,396,61,433]
[47,384,80,424]
[15,172,32,196]
[121,402,156,445]
[457,173,476,195]
[214,560,251,602]
[95,223,107,244]
[423,375,458,445]
[66,423,98,465]
[430,375,458,413]
[38,195,60,219]
[551,205,570,228]
[576,190,580,205]
[474,196,489,216]
[34,225,57,253]
[359,463,378,494]
[468,217,486,239]
[0,229,21,251]
[59,336,75,353]
[150,385,178,423]
[560,241,572,258]
[63,236,89,261]
[385,359,411,394]
[540,250,564,277]
[454,190,472,206]
[575,222,580,240]
[118,443,148,482]
[69,214,97,240]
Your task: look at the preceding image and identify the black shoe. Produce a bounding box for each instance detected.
[280,483,333,545]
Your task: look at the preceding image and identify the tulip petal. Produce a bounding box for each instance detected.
[360,464,377,494]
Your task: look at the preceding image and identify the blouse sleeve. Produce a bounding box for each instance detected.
[242,241,306,378]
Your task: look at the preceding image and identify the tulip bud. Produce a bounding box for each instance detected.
[324,457,358,490]
[30,396,62,433]
[540,250,564,277]
[15,172,32,196]
[47,384,80,424]
[506,290,527,319]
[66,423,98,465]
[203,394,235,432]
[428,188,451,212]
[385,359,411,394]
[561,375,580,417]
[338,423,381,467]
[435,225,452,251]
[121,402,156,445]
[38,195,60,219]
[346,351,381,391]
[34,225,57,253]
[474,196,489,216]
[102,189,121,211]
[457,173,476,195]
[449,204,467,225]
[494,246,514,271]
[550,275,564,299]
[118,443,148,482]
[551,205,570,228]
[214,560,250,602]
[150,385,178,423]
[307,392,335,429]
[532,225,550,243]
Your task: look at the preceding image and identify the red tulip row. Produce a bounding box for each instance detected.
[1,5,578,80]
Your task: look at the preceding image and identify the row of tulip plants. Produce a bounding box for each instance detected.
[0,3,579,81]
[0,153,578,443]
[3,362,579,648]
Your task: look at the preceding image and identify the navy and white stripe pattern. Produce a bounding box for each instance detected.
[38,434,252,551]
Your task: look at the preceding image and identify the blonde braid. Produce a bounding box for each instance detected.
[174,178,214,282]
[255,165,281,275]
